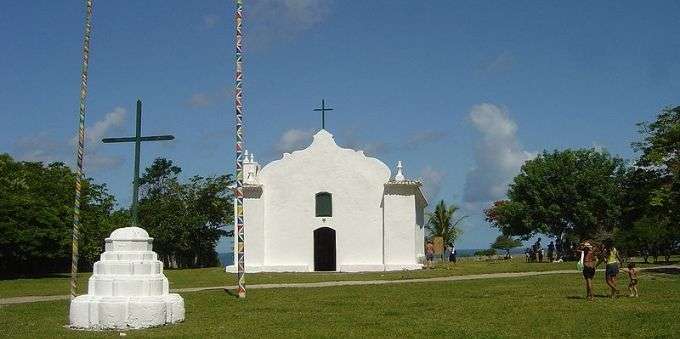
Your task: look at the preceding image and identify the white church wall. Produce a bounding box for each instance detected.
[383,186,420,269]
[415,202,425,262]
[244,188,265,268]
[259,130,390,271]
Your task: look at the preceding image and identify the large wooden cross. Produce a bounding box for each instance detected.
[102,99,174,227]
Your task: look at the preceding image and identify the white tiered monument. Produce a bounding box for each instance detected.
[70,227,184,330]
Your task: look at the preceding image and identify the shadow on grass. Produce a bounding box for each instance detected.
[223,288,240,299]
[566,294,611,300]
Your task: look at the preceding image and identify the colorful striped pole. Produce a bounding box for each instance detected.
[71,0,94,301]
[234,0,246,299]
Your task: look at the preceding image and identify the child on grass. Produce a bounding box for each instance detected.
[624,262,639,297]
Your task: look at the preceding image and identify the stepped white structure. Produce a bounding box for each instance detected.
[70,227,184,330]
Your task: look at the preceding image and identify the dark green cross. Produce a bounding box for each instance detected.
[313,99,334,130]
[102,99,174,227]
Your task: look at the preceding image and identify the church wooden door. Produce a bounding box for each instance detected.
[314,227,336,271]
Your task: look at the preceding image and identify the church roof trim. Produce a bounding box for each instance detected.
[259,129,391,179]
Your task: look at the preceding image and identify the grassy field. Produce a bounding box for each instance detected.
[1,258,675,299]
[1,268,679,338]
[0,258,573,299]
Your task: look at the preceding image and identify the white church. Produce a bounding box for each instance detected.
[225,129,427,273]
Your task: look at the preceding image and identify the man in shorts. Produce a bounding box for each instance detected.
[425,241,435,269]
[580,241,598,301]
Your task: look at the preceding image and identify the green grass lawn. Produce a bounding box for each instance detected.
[1,258,675,299]
[1,269,678,338]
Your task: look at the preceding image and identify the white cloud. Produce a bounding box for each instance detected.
[403,130,448,150]
[479,51,514,75]
[202,14,219,28]
[13,133,63,163]
[419,166,446,202]
[187,93,212,108]
[462,103,534,212]
[275,128,314,154]
[15,107,126,171]
[86,107,126,145]
[248,0,332,50]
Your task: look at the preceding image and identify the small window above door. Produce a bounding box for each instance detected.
[315,192,332,217]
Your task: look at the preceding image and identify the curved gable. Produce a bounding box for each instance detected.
[259,130,391,184]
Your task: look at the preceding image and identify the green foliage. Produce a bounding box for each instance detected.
[490,234,522,258]
[138,158,233,269]
[0,154,116,276]
[474,248,497,257]
[426,200,465,246]
[634,105,680,175]
[485,149,626,243]
[628,106,680,256]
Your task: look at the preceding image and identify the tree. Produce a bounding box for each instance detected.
[491,234,522,259]
[630,105,680,255]
[0,154,116,276]
[138,158,233,268]
[485,149,626,245]
[426,200,465,246]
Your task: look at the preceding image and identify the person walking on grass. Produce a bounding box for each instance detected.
[448,244,457,263]
[579,241,598,301]
[603,240,623,299]
[623,262,639,297]
[547,241,555,262]
[425,241,435,269]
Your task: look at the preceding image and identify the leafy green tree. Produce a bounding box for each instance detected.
[426,200,465,247]
[485,149,626,244]
[0,154,116,276]
[491,234,523,259]
[138,158,233,268]
[632,106,680,251]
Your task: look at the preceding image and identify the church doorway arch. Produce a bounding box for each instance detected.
[313,227,336,271]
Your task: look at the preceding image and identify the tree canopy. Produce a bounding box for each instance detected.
[0,154,234,277]
[138,158,233,269]
[490,234,522,259]
[0,154,119,276]
[485,149,626,243]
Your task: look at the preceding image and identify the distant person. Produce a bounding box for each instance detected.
[547,241,555,262]
[533,238,542,262]
[555,238,562,260]
[425,241,435,269]
[525,248,531,263]
[538,248,544,263]
[579,241,598,301]
[603,240,623,299]
[449,244,457,263]
[624,262,639,297]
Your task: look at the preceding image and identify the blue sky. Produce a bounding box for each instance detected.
[2,1,679,249]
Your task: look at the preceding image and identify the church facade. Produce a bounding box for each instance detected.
[225,130,427,272]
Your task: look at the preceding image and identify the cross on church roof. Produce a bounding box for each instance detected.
[313,99,334,130]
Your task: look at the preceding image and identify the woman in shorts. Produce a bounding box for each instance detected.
[603,240,623,299]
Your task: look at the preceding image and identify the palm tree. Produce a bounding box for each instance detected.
[426,200,466,246]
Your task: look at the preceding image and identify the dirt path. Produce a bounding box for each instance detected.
[2,265,677,305]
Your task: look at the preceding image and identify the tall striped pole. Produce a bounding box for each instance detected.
[71,0,94,301]
[234,0,246,299]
